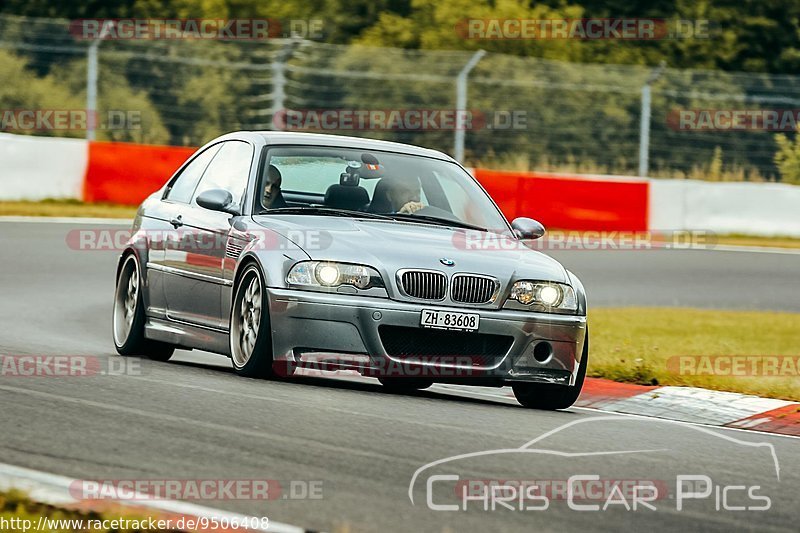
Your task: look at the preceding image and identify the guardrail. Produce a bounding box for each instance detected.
[2,133,798,237]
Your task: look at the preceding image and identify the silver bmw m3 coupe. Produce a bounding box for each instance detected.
[113,131,588,409]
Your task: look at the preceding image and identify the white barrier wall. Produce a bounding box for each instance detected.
[0,133,87,201]
[649,179,800,237]
[1,132,799,238]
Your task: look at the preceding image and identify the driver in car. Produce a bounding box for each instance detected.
[387,177,425,214]
[262,164,286,209]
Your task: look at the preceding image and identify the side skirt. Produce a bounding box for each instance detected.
[145,317,231,357]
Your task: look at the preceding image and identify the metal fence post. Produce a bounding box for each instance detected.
[270,39,301,131]
[638,61,666,177]
[86,21,114,141]
[454,50,486,164]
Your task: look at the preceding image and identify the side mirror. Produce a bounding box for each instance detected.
[196,189,238,215]
[511,217,546,240]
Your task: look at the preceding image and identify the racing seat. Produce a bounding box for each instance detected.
[324,184,370,211]
[367,178,393,213]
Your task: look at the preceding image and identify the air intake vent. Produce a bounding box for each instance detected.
[225,240,244,259]
[379,325,513,367]
[451,274,498,304]
[400,270,447,300]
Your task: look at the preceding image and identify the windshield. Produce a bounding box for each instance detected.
[255,146,509,232]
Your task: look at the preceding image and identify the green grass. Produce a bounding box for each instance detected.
[589,307,800,401]
[545,230,800,250]
[0,489,167,532]
[3,202,800,250]
[0,200,136,219]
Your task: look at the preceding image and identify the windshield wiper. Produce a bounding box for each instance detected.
[260,207,488,231]
[259,206,393,220]
[387,213,488,232]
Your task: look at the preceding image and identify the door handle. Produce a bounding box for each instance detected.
[170,215,183,228]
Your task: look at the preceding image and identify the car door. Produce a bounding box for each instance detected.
[163,140,254,329]
[147,143,222,319]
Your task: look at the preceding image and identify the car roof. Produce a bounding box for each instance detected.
[233,131,457,163]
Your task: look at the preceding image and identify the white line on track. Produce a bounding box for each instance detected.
[1,217,800,254]
[0,216,132,225]
[0,462,305,533]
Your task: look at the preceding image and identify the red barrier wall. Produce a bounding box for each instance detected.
[81,140,649,231]
[473,168,649,231]
[84,141,195,204]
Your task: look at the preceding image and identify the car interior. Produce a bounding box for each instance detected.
[256,150,457,218]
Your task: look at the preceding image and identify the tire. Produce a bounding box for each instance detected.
[230,263,275,378]
[378,377,434,391]
[512,328,589,410]
[113,254,175,361]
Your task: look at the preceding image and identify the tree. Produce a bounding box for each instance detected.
[774,130,800,184]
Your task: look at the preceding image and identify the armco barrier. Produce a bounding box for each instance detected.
[0,132,87,201]
[472,168,649,231]
[83,141,195,204]
[2,133,798,236]
[650,179,800,237]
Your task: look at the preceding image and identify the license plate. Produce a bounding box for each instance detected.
[420,309,480,331]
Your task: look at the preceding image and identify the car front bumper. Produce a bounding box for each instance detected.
[267,288,587,386]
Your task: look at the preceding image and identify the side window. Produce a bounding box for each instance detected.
[165,144,221,203]
[192,141,253,208]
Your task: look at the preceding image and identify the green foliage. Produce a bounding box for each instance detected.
[1,1,798,180]
[0,49,168,143]
[1,0,798,75]
[774,131,800,185]
[0,49,83,138]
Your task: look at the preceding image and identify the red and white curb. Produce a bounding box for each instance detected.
[0,462,307,533]
[429,378,800,437]
[576,378,799,436]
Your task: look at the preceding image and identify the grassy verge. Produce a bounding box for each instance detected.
[709,234,800,249]
[0,489,172,532]
[589,307,800,401]
[0,200,136,219]
[545,230,800,250]
[1,202,800,250]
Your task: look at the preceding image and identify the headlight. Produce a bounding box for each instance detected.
[509,281,578,312]
[287,261,384,290]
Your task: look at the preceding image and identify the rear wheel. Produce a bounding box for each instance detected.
[113,254,175,361]
[230,264,275,378]
[379,377,434,391]
[512,329,589,410]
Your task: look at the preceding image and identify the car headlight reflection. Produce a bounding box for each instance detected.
[315,263,341,286]
[287,261,384,290]
[509,281,577,311]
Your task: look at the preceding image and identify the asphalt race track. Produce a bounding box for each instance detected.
[1,220,798,532]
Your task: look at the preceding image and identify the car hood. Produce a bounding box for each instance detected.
[252,215,568,284]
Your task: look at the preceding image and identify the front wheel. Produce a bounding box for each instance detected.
[113,254,175,361]
[230,264,275,378]
[512,329,589,410]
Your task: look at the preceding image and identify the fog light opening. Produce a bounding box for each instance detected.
[533,342,553,363]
